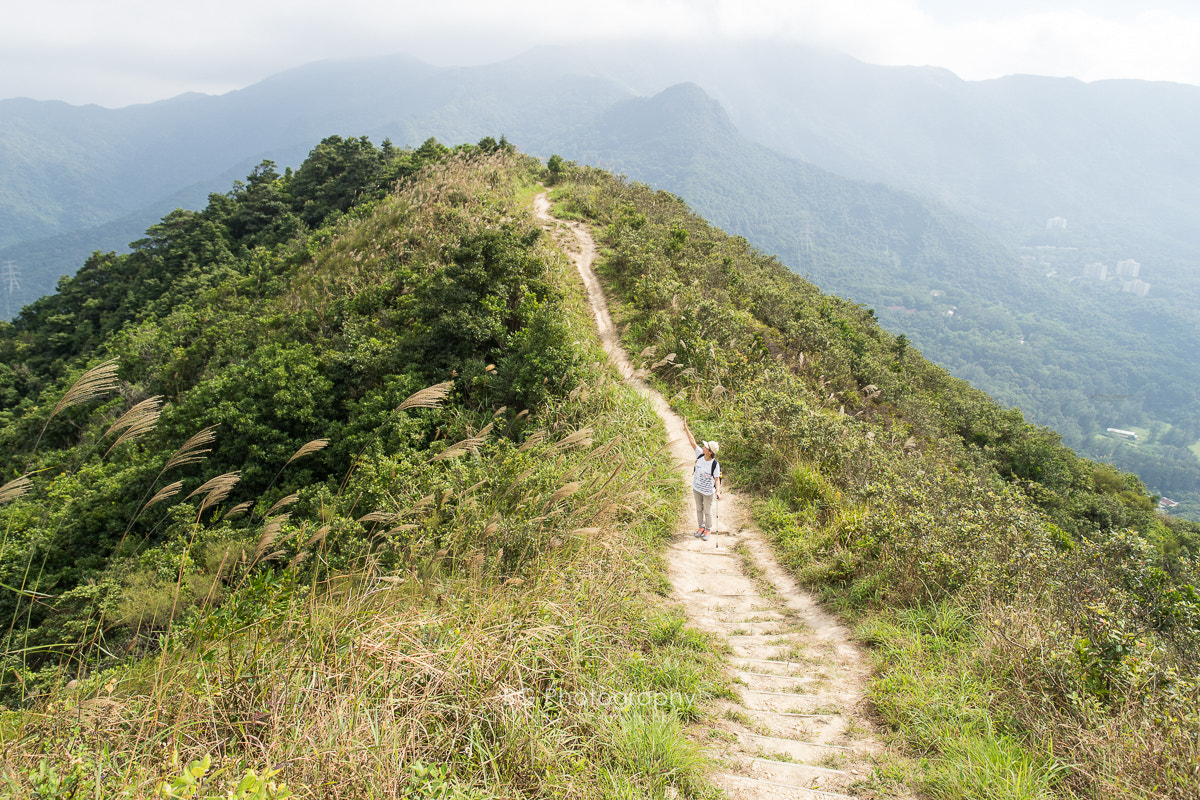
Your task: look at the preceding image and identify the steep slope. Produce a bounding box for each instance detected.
[550,81,1200,518]
[551,165,1200,798]
[0,146,736,799]
[2,143,1196,798]
[5,48,1200,516]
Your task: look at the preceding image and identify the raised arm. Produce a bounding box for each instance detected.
[682,420,698,451]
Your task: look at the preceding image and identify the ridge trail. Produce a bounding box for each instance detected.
[534,192,902,799]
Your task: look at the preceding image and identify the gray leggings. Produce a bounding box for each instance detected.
[694,490,716,530]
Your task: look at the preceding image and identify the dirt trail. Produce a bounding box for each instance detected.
[535,193,893,799]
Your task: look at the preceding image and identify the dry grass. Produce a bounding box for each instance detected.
[15,543,671,797]
[1,380,709,798]
[2,329,705,799]
[0,153,726,799]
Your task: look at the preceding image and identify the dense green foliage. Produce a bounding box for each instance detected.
[0,135,562,681]
[554,167,1200,798]
[4,124,1198,796]
[0,141,732,798]
[564,81,1200,522]
[8,64,1199,524]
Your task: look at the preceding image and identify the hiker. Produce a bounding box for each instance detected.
[683,421,721,540]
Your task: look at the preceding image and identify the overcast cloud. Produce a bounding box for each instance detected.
[5,0,1200,107]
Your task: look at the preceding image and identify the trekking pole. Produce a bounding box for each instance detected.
[714,491,720,546]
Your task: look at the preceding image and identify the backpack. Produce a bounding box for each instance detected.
[695,454,719,477]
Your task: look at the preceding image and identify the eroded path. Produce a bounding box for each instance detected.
[535,192,891,799]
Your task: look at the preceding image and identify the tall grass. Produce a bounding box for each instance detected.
[3,373,725,798]
[0,155,728,798]
[553,167,1200,798]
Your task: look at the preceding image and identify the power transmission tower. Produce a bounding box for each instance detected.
[1,261,20,320]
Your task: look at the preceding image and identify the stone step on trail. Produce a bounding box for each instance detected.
[735,732,854,762]
[736,671,823,694]
[728,706,852,745]
[729,656,813,676]
[713,774,857,800]
[745,758,852,794]
[738,689,837,717]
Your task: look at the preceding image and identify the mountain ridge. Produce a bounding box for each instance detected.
[4,45,1199,518]
[0,143,1196,797]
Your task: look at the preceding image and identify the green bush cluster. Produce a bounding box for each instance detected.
[0,147,723,799]
[0,140,586,699]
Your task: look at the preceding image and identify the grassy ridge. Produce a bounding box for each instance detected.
[0,150,728,797]
[554,166,1200,798]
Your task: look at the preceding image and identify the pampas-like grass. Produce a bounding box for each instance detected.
[397,382,453,413]
[266,493,299,517]
[185,472,240,517]
[142,480,184,513]
[551,427,593,453]
[517,430,548,452]
[164,427,217,472]
[545,482,582,508]
[253,513,290,563]
[431,422,493,461]
[223,501,253,519]
[104,396,163,455]
[50,359,119,419]
[29,358,121,459]
[0,475,31,505]
[285,438,329,467]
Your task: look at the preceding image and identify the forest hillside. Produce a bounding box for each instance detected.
[0,140,1196,797]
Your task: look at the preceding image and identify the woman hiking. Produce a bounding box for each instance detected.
[683,420,721,540]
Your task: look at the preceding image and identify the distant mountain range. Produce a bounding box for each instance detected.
[3,42,1199,516]
[7,43,1200,286]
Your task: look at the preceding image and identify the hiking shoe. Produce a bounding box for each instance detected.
[695,528,704,538]
[700,530,710,541]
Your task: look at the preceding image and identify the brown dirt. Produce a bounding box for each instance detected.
[535,192,902,799]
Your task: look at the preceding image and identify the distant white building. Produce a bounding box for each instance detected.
[1122,280,1151,297]
[1107,428,1138,440]
[1046,217,1068,230]
[1084,262,1109,280]
[1116,259,1141,278]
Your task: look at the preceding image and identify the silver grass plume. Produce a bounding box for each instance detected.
[266,493,299,517]
[254,513,291,562]
[104,396,163,455]
[547,482,582,506]
[517,430,548,452]
[550,427,594,453]
[396,381,453,413]
[0,475,32,505]
[431,421,493,461]
[50,359,119,420]
[224,501,254,519]
[284,438,329,467]
[142,480,184,513]
[164,427,217,472]
[29,359,121,459]
[186,471,240,516]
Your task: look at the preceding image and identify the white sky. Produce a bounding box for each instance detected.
[4,0,1200,107]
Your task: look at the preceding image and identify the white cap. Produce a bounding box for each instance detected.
[704,440,720,454]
